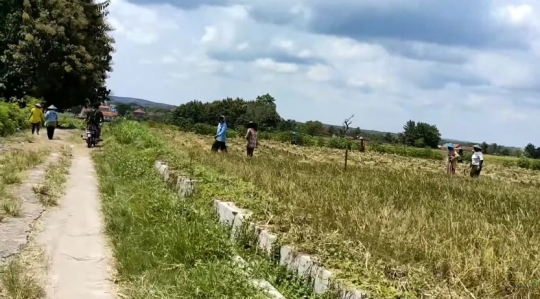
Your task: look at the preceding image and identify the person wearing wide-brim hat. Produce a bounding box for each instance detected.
[245,121,259,157]
[44,105,59,140]
[29,103,45,135]
[470,144,484,178]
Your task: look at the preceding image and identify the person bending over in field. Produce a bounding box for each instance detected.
[470,145,484,178]
[245,121,259,157]
[446,143,459,175]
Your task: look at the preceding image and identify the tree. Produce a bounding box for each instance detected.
[384,133,394,143]
[115,103,132,116]
[401,120,417,146]
[351,127,361,137]
[481,142,489,154]
[399,120,440,148]
[0,0,114,107]
[490,143,499,155]
[328,126,336,136]
[302,121,324,136]
[524,143,536,158]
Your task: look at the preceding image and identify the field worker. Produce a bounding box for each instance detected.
[211,115,228,153]
[29,103,44,135]
[457,148,464,163]
[470,145,484,178]
[245,121,259,157]
[446,143,459,175]
[44,105,59,140]
[359,137,365,152]
[292,131,298,145]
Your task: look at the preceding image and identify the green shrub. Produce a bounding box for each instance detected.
[0,98,39,136]
[369,143,443,160]
[326,137,353,149]
[517,158,530,170]
[192,123,216,135]
[529,159,540,171]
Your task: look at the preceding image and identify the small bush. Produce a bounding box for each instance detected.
[0,98,39,136]
[370,143,443,160]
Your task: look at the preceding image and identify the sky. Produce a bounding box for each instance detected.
[105,0,540,147]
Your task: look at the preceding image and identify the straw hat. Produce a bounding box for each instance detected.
[34,103,42,108]
[47,105,57,110]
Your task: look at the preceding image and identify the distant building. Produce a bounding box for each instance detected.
[79,105,118,122]
[133,108,146,119]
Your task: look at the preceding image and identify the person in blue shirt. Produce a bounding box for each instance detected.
[211,115,228,152]
[291,131,298,145]
[44,105,59,140]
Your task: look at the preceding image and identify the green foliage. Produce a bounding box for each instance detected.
[370,143,444,160]
[172,94,283,132]
[0,97,37,136]
[0,0,114,107]
[300,120,324,136]
[399,120,441,148]
[516,158,540,171]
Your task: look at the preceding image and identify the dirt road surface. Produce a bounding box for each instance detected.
[37,147,114,299]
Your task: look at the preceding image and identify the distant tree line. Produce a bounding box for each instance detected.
[524,143,540,159]
[171,94,448,149]
[0,0,114,107]
[170,95,540,156]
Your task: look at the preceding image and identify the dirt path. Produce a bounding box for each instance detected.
[37,147,114,299]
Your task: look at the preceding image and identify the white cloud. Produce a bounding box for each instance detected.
[306,65,332,81]
[106,0,540,146]
[254,58,298,73]
[160,55,178,64]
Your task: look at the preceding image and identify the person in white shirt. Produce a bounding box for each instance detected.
[470,145,484,178]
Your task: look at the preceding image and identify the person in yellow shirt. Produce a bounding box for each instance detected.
[29,103,44,135]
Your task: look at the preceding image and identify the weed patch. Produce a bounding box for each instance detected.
[34,147,72,206]
[0,260,44,299]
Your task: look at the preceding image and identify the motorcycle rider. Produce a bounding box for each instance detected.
[85,103,104,140]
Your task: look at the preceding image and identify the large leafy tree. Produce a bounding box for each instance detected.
[399,120,441,148]
[0,0,114,107]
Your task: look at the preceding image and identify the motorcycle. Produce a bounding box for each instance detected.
[84,124,99,148]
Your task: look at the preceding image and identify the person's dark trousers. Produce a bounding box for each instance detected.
[470,165,482,178]
[46,126,55,140]
[246,146,254,157]
[211,140,227,152]
[31,122,41,135]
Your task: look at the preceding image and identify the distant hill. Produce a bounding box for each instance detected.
[109,96,176,109]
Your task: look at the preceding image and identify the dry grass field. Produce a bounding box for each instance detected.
[154,128,540,299]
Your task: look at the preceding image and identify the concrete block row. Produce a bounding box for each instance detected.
[154,161,369,299]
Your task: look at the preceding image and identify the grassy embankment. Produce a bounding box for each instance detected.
[93,121,330,298]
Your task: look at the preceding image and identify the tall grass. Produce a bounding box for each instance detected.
[94,121,333,298]
[154,128,540,299]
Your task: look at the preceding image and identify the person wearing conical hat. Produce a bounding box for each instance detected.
[44,105,59,140]
[29,103,45,135]
[470,145,484,178]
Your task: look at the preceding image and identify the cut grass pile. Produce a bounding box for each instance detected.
[154,128,540,299]
[95,121,299,298]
